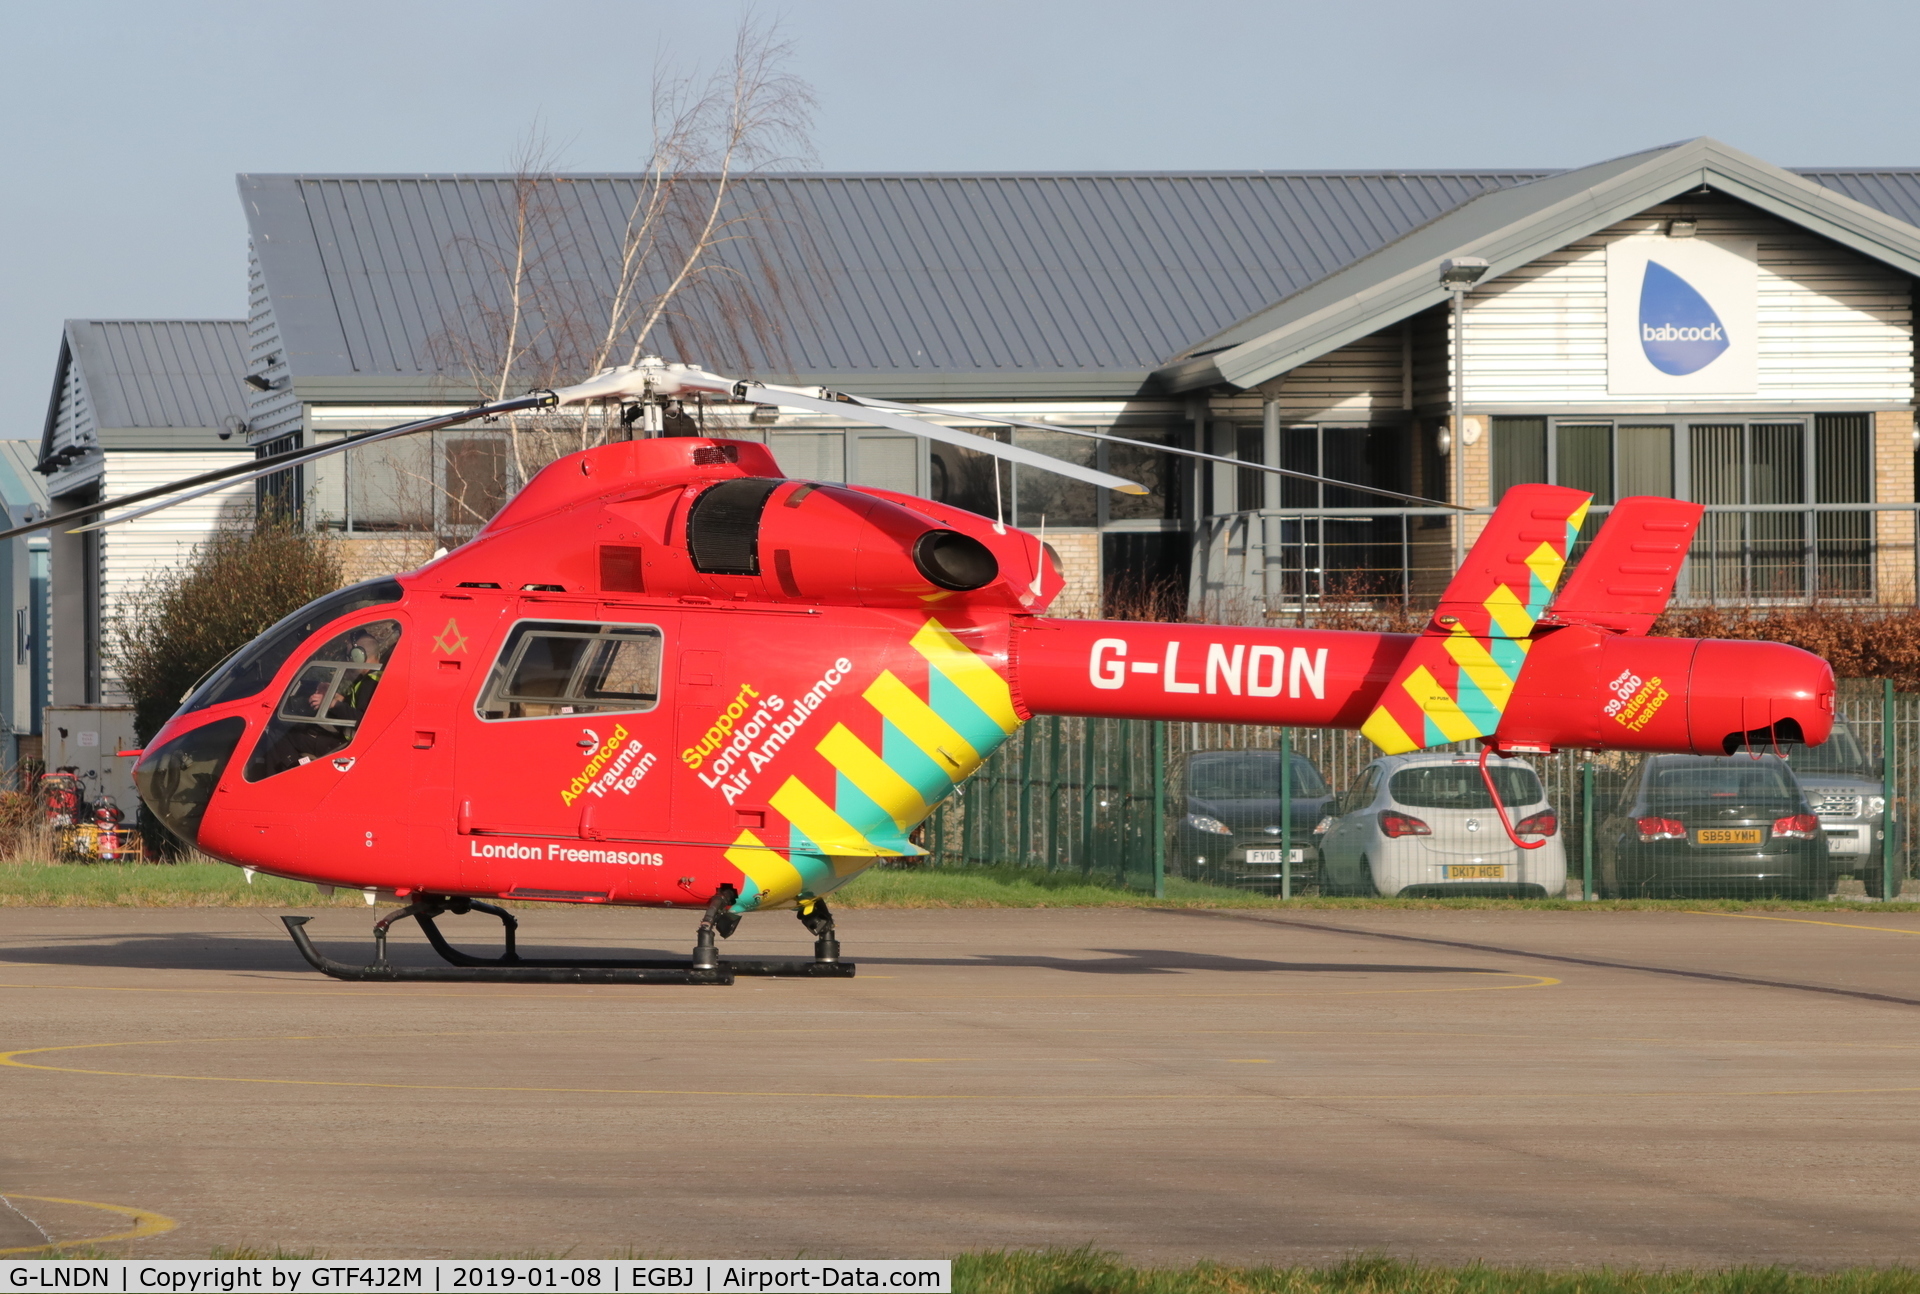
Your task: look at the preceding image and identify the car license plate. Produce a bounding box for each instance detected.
[1245,849,1304,864]
[1446,864,1504,879]
[1695,828,1762,844]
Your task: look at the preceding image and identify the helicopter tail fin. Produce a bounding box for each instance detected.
[1358,484,1593,754]
[1537,495,1704,636]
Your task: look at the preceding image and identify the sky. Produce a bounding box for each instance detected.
[3,0,1918,437]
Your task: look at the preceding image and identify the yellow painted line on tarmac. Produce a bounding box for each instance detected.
[5,1031,1908,1103]
[0,1195,176,1255]
[1686,911,1920,935]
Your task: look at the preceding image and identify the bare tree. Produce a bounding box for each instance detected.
[428,14,817,506]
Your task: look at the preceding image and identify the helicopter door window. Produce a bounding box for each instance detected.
[478,621,663,720]
[242,619,402,782]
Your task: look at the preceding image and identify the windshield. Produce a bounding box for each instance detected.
[1186,752,1327,800]
[135,717,246,846]
[1389,764,1542,810]
[243,619,401,781]
[1646,760,1801,807]
[1736,721,1876,777]
[180,578,404,714]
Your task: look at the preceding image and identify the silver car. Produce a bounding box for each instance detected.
[1315,752,1567,898]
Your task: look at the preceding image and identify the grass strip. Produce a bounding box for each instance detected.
[0,859,1907,914]
[953,1250,1920,1294]
[0,861,367,908]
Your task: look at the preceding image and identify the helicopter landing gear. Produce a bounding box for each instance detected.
[282,894,732,984]
[689,888,856,979]
[688,886,737,973]
[279,888,854,984]
[797,898,842,968]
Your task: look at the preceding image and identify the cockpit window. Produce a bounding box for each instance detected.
[182,578,404,714]
[242,619,401,781]
[478,621,663,720]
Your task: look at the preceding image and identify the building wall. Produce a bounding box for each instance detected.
[1462,202,1914,408]
[244,244,303,448]
[94,451,252,703]
[45,344,95,461]
[1263,326,1410,421]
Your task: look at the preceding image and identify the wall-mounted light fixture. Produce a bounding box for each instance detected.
[1439,257,1489,290]
[243,373,273,392]
[1667,218,1698,238]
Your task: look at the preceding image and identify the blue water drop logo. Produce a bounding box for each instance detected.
[1639,260,1730,375]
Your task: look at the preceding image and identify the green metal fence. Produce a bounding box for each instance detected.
[918,679,1916,900]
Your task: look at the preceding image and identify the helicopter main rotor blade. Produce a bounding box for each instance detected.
[730,382,1150,496]
[835,394,1465,511]
[61,393,555,536]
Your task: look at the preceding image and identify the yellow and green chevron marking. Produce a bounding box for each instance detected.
[727,619,1023,911]
[1359,487,1591,755]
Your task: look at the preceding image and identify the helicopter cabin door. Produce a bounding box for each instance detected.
[457,603,677,899]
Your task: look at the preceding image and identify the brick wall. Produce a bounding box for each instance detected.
[336,534,438,586]
[1875,410,1916,604]
[1456,415,1492,550]
[1043,530,1101,618]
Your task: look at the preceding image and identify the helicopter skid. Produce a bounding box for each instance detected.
[279,914,854,984]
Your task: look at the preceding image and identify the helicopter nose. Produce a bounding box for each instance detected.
[1687,639,1835,754]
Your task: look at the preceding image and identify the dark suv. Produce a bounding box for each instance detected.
[1596,754,1832,899]
[1737,721,1900,898]
[1174,749,1331,893]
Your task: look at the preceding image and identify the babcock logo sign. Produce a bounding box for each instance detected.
[1638,261,1731,375]
[1606,235,1757,396]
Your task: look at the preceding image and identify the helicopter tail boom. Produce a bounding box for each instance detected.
[1010,617,1832,758]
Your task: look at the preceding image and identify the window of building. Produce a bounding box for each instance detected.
[1489,414,1874,599]
[256,434,301,520]
[1254,424,1419,601]
[309,429,510,536]
[1015,428,1098,528]
[924,424,1181,529]
[1100,427,1180,523]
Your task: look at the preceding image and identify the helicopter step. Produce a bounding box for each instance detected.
[278,891,855,985]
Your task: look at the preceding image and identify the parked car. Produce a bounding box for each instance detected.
[1596,753,1831,899]
[1737,720,1901,898]
[1315,752,1566,898]
[1175,748,1332,893]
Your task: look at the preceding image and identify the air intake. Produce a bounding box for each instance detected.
[687,478,781,575]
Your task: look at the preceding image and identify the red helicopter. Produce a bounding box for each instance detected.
[20,360,1831,985]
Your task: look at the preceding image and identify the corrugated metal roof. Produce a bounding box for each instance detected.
[240,160,1920,399]
[1159,140,1920,392]
[241,171,1543,396]
[1799,170,1920,228]
[65,320,250,429]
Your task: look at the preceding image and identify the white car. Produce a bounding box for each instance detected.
[1315,752,1567,898]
